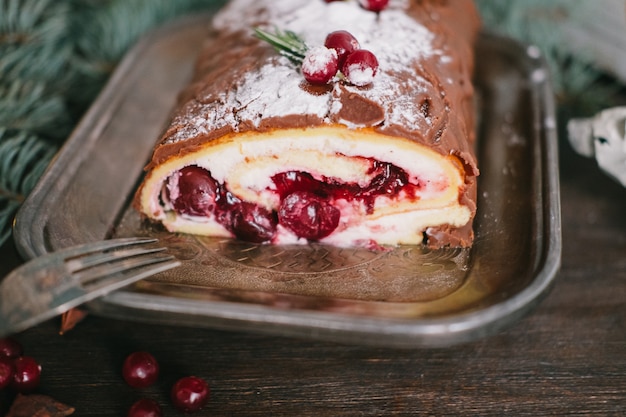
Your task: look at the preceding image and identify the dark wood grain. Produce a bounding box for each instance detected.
[1,141,625,416]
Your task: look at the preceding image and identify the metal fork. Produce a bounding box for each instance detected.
[0,237,180,337]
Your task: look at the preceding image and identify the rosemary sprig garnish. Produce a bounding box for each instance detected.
[254,27,309,65]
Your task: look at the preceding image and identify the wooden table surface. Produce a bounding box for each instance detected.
[1,140,625,416]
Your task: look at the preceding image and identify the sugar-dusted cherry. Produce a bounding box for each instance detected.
[122,351,160,389]
[0,337,23,359]
[0,356,15,390]
[342,49,379,86]
[278,191,340,240]
[11,355,41,393]
[301,46,339,85]
[324,30,360,67]
[359,0,390,12]
[171,376,210,413]
[127,398,163,417]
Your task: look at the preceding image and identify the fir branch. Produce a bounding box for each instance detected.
[254,27,308,65]
[0,129,57,246]
[0,0,73,83]
[72,0,226,75]
[67,0,227,112]
[475,0,621,114]
[0,80,71,141]
[0,0,226,247]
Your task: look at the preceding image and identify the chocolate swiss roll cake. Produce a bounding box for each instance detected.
[135,0,481,249]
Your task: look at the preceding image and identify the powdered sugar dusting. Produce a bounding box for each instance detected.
[240,61,332,124]
[346,65,375,86]
[166,0,446,145]
[303,47,337,74]
[302,46,338,84]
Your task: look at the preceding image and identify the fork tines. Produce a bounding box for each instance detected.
[64,237,179,288]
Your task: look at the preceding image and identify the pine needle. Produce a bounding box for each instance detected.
[0,129,57,245]
[254,27,308,65]
[0,80,71,141]
[0,0,72,82]
[0,0,226,247]
[474,0,620,112]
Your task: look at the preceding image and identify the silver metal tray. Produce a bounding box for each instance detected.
[14,13,561,347]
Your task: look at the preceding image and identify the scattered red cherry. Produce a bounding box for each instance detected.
[342,49,379,86]
[301,46,339,85]
[11,355,41,393]
[122,351,160,389]
[324,30,360,67]
[127,398,163,417]
[358,0,389,12]
[0,337,23,359]
[0,357,15,390]
[171,376,210,413]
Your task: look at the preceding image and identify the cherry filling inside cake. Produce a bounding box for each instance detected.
[140,127,472,248]
[162,160,425,244]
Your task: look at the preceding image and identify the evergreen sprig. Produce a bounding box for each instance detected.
[0,129,56,245]
[0,0,226,248]
[0,79,70,140]
[0,0,73,83]
[475,0,621,114]
[254,27,308,65]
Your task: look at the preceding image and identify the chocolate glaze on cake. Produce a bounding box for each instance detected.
[136,0,481,248]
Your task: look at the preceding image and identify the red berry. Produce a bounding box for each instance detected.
[342,49,379,86]
[229,202,277,243]
[0,357,15,390]
[324,30,360,67]
[11,356,41,393]
[128,398,163,417]
[122,351,160,389]
[0,337,23,359]
[278,191,340,240]
[365,161,409,196]
[358,0,389,12]
[170,376,210,413]
[301,46,339,85]
[170,166,219,216]
[272,171,324,199]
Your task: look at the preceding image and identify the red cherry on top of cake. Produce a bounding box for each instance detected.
[303,30,379,86]
[301,46,339,84]
[324,30,360,67]
[323,0,390,13]
[342,49,379,86]
[358,0,390,12]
